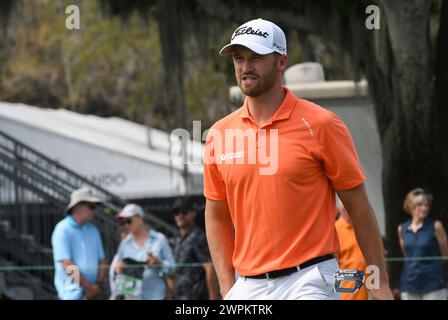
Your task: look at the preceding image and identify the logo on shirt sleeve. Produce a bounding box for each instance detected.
[301,118,315,137]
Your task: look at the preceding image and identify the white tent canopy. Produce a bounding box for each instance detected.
[0,102,203,199]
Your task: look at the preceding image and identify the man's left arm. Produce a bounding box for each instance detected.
[337,183,393,300]
[95,229,107,297]
[97,259,108,285]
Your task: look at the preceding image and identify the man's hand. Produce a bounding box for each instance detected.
[220,280,236,299]
[62,260,102,299]
[337,185,393,300]
[367,283,394,300]
[84,283,101,300]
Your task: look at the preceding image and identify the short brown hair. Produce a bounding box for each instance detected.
[403,188,433,214]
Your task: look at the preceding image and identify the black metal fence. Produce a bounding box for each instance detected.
[0,130,125,298]
[0,129,203,299]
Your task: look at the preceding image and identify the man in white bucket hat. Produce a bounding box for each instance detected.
[51,187,107,299]
[63,187,103,214]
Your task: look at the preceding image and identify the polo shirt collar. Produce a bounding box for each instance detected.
[239,87,296,122]
[66,214,83,229]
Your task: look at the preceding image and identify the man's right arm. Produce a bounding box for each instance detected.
[61,259,100,299]
[205,199,235,298]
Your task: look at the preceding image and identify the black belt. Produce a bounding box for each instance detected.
[246,254,335,280]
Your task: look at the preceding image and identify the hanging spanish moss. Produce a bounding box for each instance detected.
[99,0,210,131]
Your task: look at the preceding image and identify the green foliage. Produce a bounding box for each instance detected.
[0,0,233,130]
[186,61,229,130]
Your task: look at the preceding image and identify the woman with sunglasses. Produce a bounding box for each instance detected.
[113,204,175,300]
[398,188,448,300]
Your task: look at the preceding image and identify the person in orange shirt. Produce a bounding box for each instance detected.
[335,203,369,300]
[204,18,393,300]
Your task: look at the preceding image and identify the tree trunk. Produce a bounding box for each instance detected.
[433,0,448,223]
[378,0,437,288]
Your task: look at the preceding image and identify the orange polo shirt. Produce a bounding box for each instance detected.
[335,217,369,300]
[203,88,366,276]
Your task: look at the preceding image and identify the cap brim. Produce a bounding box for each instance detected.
[171,207,185,214]
[82,196,102,204]
[116,212,135,220]
[219,40,274,56]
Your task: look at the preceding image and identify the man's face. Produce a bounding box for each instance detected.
[232,46,286,97]
[174,209,196,228]
[76,202,97,222]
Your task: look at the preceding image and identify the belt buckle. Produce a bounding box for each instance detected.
[265,272,270,280]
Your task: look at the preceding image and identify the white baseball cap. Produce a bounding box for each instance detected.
[219,18,287,56]
[116,203,145,219]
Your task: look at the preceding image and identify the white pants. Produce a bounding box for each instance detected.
[401,289,447,300]
[225,258,340,300]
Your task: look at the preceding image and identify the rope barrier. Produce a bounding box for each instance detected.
[0,262,211,271]
[1,256,447,272]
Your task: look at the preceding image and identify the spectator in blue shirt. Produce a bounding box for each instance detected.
[51,187,107,300]
[113,204,175,300]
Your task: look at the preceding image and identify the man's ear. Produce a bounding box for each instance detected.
[278,55,288,72]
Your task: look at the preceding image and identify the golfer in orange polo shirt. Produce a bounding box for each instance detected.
[203,18,393,300]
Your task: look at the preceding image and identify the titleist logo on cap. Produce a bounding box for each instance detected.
[232,26,269,40]
[219,18,287,56]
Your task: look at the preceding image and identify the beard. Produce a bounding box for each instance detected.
[237,61,278,97]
